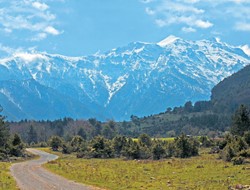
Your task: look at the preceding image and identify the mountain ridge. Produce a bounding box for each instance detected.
[0,36,250,121]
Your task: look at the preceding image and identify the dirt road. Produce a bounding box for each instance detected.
[10,148,93,190]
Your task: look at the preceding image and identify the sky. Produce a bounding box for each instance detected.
[0,0,250,57]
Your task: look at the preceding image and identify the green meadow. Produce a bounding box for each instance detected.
[43,148,250,190]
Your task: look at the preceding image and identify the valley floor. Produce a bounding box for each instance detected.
[43,148,250,190]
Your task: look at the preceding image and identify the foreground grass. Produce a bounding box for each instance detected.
[0,162,17,190]
[42,149,250,190]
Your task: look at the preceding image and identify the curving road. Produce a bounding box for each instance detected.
[10,148,94,190]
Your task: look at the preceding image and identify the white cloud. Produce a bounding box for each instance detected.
[14,52,49,62]
[0,44,25,57]
[231,0,250,3]
[155,19,167,27]
[141,0,250,33]
[159,1,204,14]
[44,26,60,35]
[195,20,213,28]
[0,0,62,41]
[235,22,250,31]
[0,44,15,54]
[241,45,250,56]
[145,7,155,15]
[140,0,154,3]
[182,26,196,32]
[32,2,49,11]
[142,0,213,31]
[182,0,200,3]
[4,28,12,33]
[155,16,213,29]
[31,33,47,41]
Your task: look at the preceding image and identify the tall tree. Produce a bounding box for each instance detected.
[231,105,250,136]
[0,107,9,148]
[27,125,38,144]
[77,128,87,140]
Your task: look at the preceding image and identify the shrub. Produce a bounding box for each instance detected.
[122,140,141,159]
[220,145,235,162]
[174,134,199,158]
[70,136,84,152]
[152,142,165,160]
[112,136,128,157]
[62,143,73,154]
[90,136,114,158]
[49,136,63,151]
[199,136,213,147]
[243,131,250,146]
[39,142,48,147]
[232,156,245,165]
[138,134,152,148]
[237,149,250,158]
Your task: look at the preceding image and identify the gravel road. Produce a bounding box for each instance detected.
[10,148,94,190]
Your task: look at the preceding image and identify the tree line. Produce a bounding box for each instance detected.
[0,105,249,164]
[0,108,24,160]
[48,133,200,160]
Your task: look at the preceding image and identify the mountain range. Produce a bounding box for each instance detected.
[0,36,250,121]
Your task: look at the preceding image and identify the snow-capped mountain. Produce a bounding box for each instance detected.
[0,36,250,121]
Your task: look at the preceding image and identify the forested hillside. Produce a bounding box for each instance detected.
[118,64,250,137]
[211,64,250,113]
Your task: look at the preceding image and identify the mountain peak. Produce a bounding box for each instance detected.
[157,35,180,47]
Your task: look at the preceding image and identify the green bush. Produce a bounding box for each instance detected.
[244,131,250,146]
[174,134,199,158]
[89,136,114,158]
[62,143,73,154]
[237,149,250,158]
[49,136,63,151]
[152,142,165,160]
[220,145,235,162]
[199,136,213,147]
[232,156,245,165]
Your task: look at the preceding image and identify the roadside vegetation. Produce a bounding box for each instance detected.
[0,162,17,190]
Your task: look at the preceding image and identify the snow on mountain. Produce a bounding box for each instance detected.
[0,36,250,121]
[157,35,180,47]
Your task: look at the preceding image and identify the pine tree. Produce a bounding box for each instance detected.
[0,107,9,148]
[231,105,250,136]
[77,128,87,139]
[27,125,38,144]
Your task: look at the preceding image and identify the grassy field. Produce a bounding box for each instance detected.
[132,137,175,142]
[43,148,250,190]
[0,162,17,190]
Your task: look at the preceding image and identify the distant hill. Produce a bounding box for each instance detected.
[121,64,250,137]
[211,64,250,113]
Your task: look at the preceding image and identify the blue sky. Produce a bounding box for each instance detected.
[0,0,250,57]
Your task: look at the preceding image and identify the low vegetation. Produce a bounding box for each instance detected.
[44,149,250,190]
[42,105,250,189]
[0,162,17,190]
[48,133,200,160]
